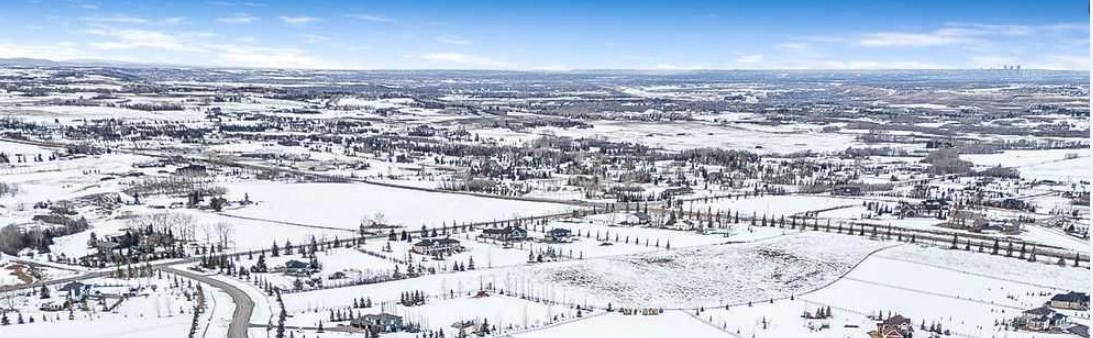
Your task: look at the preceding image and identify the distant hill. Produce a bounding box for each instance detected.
[0,57,179,68]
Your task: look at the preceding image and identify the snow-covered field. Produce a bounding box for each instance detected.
[523,232,893,308]
[0,258,79,287]
[801,243,1090,337]
[287,292,579,337]
[0,274,219,338]
[529,121,864,155]
[962,148,1089,181]
[961,149,1087,168]
[688,195,859,217]
[514,311,730,338]
[0,315,192,338]
[221,181,572,230]
[1,67,1088,338]
[283,232,894,314]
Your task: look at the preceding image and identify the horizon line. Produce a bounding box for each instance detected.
[1,57,1089,73]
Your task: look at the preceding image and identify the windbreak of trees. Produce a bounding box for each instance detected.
[921,148,972,175]
[0,182,18,197]
[0,217,89,255]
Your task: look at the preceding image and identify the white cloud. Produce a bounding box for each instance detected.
[967,55,1020,68]
[345,13,394,23]
[435,35,472,46]
[218,13,258,24]
[300,34,330,44]
[0,42,86,60]
[646,63,707,70]
[859,32,967,47]
[860,22,1088,48]
[775,42,808,51]
[85,28,191,51]
[817,60,945,69]
[529,65,571,71]
[83,14,186,26]
[208,1,265,7]
[735,54,764,64]
[278,16,321,26]
[615,54,660,62]
[206,44,341,69]
[83,14,148,24]
[1025,55,1091,70]
[420,53,511,68]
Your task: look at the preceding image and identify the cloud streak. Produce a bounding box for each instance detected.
[218,13,258,24]
[278,16,321,26]
[420,53,511,68]
[435,35,472,45]
[346,13,394,23]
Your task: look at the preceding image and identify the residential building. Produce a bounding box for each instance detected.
[351,313,404,332]
[1050,292,1090,311]
[480,226,528,242]
[411,238,463,255]
[546,228,572,243]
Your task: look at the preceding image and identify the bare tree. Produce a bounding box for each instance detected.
[214,222,234,249]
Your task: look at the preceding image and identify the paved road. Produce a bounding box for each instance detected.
[0,269,111,293]
[160,266,255,338]
[0,256,203,293]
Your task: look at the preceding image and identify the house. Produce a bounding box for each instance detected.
[93,240,123,258]
[869,315,913,338]
[59,281,91,303]
[175,164,208,177]
[998,198,1029,211]
[39,300,66,312]
[1049,292,1090,311]
[1018,306,1068,331]
[133,160,165,168]
[451,320,477,330]
[659,187,693,199]
[1068,324,1089,338]
[411,238,463,255]
[920,199,949,211]
[945,210,989,231]
[480,226,528,242]
[283,260,316,277]
[833,185,863,196]
[545,228,572,243]
[622,212,652,225]
[351,313,404,332]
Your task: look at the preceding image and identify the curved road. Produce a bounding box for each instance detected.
[160,266,255,338]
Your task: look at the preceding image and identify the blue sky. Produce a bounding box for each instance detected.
[0,0,1088,70]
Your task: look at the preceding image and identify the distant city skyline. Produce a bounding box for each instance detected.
[0,0,1088,70]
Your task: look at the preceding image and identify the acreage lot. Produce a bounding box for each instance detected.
[524,232,893,308]
[222,181,573,229]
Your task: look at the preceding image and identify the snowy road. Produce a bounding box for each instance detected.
[161,266,254,338]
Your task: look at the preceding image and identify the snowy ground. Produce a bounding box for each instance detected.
[288,292,580,337]
[0,315,192,338]
[0,258,80,287]
[0,274,211,338]
[513,310,731,338]
[281,232,894,313]
[221,181,572,230]
[521,232,893,309]
[687,195,859,218]
[799,243,1090,338]
[526,120,869,155]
